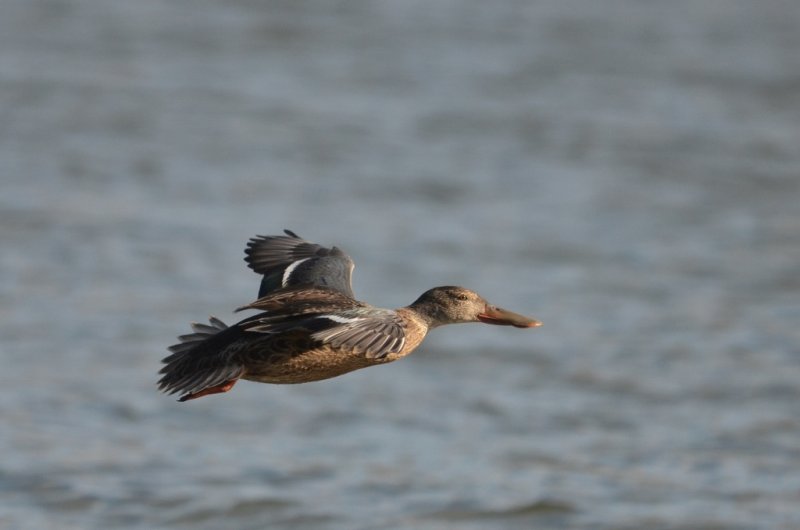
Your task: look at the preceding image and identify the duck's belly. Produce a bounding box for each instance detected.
[242,345,391,384]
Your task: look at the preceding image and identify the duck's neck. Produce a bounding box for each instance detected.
[404,299,447,329]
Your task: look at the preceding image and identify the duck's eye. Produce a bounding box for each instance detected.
[456,294,469,301]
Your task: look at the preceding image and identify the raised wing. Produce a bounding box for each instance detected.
[244,230,355,298]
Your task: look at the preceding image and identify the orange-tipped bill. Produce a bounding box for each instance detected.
[477,305,541,328]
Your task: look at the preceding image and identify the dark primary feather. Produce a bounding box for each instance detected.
[244,230,355,298]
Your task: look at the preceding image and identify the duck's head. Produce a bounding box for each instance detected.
[409,286,541,329]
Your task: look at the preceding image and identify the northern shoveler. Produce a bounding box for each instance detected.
[158,230,541,401]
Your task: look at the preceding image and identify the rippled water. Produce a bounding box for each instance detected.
[2,1,800,529]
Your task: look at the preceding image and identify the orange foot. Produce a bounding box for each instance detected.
[178,379,238,402]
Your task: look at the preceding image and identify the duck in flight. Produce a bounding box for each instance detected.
[158,230,541,401]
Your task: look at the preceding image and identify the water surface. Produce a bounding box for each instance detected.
[2,1,799,529]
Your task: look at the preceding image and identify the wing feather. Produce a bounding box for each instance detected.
[309,313,406,359]
[245,230,355,297]
[240,310,406,360]
[158,317,246,399]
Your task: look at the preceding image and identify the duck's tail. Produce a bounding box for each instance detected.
[158,317,245,401]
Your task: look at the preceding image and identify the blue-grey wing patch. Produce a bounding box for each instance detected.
[245,230,355,298]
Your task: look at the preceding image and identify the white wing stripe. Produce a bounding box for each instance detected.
[313,314,363,324]
[281,257,310,287]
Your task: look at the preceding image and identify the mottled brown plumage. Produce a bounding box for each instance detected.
[158,232,541,401]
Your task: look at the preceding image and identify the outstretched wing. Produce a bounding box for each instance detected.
[242,309,406,360]
[244,230,355,298]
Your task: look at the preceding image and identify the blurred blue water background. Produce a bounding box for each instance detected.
[2,1,800,529]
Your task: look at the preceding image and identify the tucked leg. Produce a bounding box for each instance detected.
[178,379,238,402]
